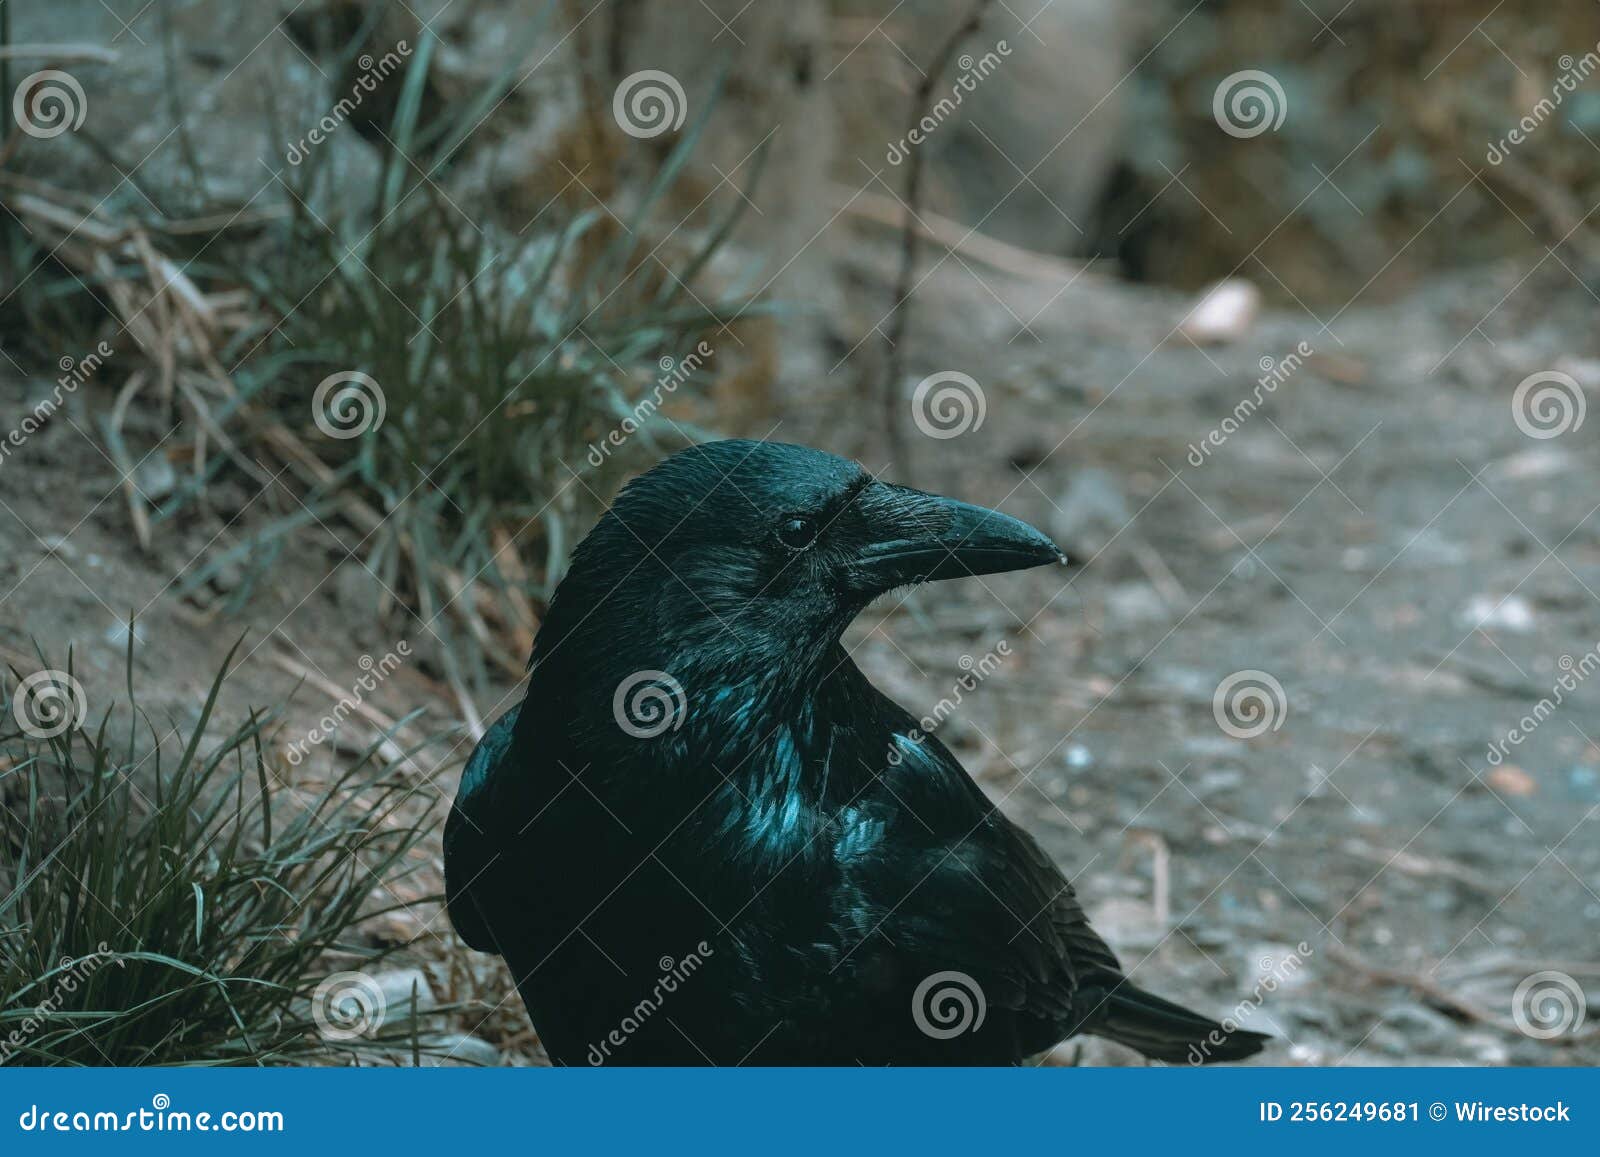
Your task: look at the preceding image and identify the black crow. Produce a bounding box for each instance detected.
[445,439,1267,1065]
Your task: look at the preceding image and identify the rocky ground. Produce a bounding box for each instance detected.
[822,236,1600,1066]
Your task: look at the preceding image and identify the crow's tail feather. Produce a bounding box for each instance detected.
[1085,983,1268,1064]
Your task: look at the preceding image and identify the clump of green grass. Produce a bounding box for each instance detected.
[0,641,445,1066]
[171,26,765,687]
[0,12,768,707]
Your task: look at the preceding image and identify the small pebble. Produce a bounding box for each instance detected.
[1457,594,1535,633]
[1180,279,1261,344]
[104,619,147,648]
[134,456,177,501]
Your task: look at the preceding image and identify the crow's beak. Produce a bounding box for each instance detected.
[849,482,1067,593]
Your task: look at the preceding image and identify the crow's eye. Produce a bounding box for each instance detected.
[776,515,818,550]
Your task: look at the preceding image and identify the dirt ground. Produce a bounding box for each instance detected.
[825,241,1600,1065]
[3,224,1597,1064]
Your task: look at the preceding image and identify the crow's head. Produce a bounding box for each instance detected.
[543,441,1064,676]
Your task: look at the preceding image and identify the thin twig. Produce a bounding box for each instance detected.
[0,43,117,63]
[105,372,153,550]
[842,186,1094,283]
[1325,942,1600,1042]
[879,0,996,482]
[267,648,418,769]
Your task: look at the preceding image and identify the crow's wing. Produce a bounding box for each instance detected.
[866,730,1263,1062]
[860,730,1125,1036]
[443,703,521,953]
